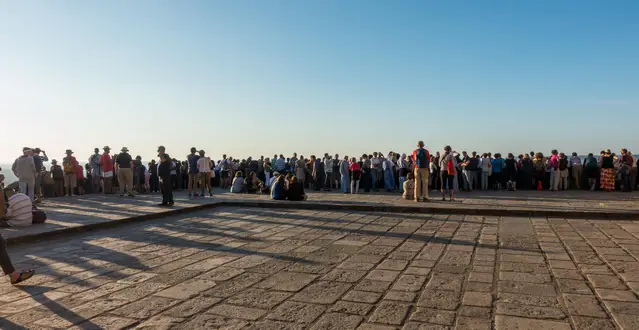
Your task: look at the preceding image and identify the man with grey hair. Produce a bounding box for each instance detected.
[12,147,36,201]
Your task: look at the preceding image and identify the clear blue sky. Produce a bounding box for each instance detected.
[1,0,637,162]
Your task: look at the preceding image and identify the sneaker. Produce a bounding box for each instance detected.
[119,194,124,197]
[168,202,174,206]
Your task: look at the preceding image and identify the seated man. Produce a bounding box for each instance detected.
[0,189,33,227]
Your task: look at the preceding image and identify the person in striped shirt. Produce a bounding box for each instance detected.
[0,189,33,227]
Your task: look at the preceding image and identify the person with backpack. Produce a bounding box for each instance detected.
[439,145,456,201]
[62,149,78,197]
[50,160,64,197]
[412,141,430,202]
[88,148,101,193]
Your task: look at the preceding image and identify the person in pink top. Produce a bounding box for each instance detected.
[548,149,559,191]
[100,146,115,194]
[349,157,362,194]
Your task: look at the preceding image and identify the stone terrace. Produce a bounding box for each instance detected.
[2,189,639,243]
[2,208,639,329]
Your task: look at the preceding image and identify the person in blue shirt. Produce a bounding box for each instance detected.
[270,175,287,200]
[491,153,506,190]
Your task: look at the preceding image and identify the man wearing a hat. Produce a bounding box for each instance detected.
[62,149,78,197]
[100,146,115,194]
[50,159,65,197]
[115,147,134,197]
[11,147,36,201]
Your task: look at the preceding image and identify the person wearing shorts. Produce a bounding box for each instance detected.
[197,150,213,196]
[187,147,200,198]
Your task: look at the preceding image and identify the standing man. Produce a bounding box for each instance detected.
[62,149,78,197]
[370,152,381,191]
[569,152,583,189]
[116,147,134,197]
[548,150,559,191]
[100,146,114,194]
[89,148,102,193]
[412,141,430,202]
[12,148,37,201]
[219,155,232,188]
[32,148,48,202]
[339,155,350,193]
[197,150,213,197]
[332,154,340,190]
[187,147,200,198]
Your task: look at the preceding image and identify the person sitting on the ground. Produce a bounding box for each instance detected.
[245,171,263,194]
[0,189,33,227]
[230,172,245,193]
[287,176,307,201]
[270,174,287,200]
[261,171,280,194]
[403,172,415,200]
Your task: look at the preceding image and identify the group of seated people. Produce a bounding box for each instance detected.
[229,171,307,201]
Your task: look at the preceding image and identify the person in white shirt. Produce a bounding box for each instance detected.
[196,150,213,197]
[0,190,33,228]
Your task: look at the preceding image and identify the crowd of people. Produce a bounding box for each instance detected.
[0,142,637,285]
[3,143,637,209]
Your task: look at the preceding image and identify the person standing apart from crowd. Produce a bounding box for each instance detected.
[439,146,456,201]
[115,147,134,197]
[412,141,430,202]
[158,153,174,206]
[62,149,78,197]
[197,150,213,197]
[12,148,36,201]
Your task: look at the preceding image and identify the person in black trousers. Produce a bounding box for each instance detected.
[0,234,34,284]
[158,154,174,206]
[149,160,159,192]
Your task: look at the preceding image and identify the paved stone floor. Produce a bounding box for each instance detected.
[2,188,638,241]
[2,208,639,329]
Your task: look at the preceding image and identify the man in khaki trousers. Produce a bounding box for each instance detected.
[412,141,431,202]
[115,147,135,197]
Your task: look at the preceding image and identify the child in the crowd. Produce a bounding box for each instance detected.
[403,172,415,200]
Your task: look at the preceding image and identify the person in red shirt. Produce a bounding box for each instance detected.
[349,157,362,194]
[75,163,85,195]
[100,146,115,194]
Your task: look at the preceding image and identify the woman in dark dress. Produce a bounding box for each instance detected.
[158,154,174,206]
